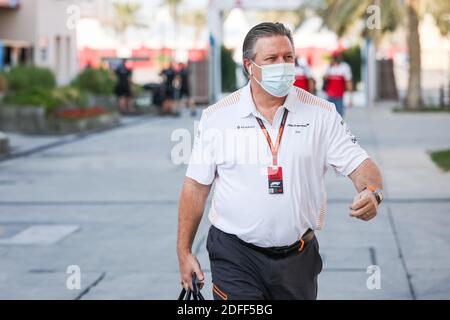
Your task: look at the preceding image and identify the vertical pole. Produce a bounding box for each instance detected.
[207,1,223,103]
[0,41,4,71]
[448,50,450,108]
[363,39,370,107]
[364,38,376,107]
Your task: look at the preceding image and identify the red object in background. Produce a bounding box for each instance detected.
[56,106,109,119]
[124,60,133,69]
[294,75,309,91]
[78,48,117,69]
[325,75,346,98]
[332,49,344,58]
[188,49,207,62]
[78,47,207,70]
[130,47,174,69]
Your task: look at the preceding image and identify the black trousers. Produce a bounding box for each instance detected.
[207,225,323,300]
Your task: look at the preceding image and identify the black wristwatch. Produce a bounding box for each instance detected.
[366,185,384,205]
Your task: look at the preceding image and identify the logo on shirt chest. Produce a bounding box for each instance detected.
[287,123,310,128]
[236,125,256,130]
[288,123,310,134]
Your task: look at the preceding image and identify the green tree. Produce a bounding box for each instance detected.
[405,0,421,109]
[428,1,450,36]
[342,46,362,87]
[297,0,450,109]
[301,0,402,41]
[165,0,183,23]
[71,68,115,96]
[257,11,300,27]
[221,46,237,92]
[109,1,147,42]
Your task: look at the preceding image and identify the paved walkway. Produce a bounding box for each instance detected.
[0,103,449,299]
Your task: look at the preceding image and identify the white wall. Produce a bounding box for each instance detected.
[36,0,79,85]
[0,0,79,85]
[0,0,37,43]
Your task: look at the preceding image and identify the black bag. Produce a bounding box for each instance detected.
[178,273,205,301]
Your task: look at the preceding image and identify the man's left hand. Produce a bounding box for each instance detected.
[349,189,378,221]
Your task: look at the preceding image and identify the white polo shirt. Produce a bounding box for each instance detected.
[186,82,369,247]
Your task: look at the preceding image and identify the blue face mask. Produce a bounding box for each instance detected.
[250,60,295,97]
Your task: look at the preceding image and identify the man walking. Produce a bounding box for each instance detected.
[114,59,135,114]
[176,62,196,116]
[177,22,383,300]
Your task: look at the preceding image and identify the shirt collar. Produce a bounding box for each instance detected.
[239,82,298,118]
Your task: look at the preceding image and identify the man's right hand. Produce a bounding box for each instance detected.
[178,251,205,291]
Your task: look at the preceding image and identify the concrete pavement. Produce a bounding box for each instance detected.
[0,103,449,299]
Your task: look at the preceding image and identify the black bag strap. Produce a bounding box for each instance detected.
[178,288,187,300]
[177,273,205,300]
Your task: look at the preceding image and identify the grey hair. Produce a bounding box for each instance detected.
[242,22,295,63]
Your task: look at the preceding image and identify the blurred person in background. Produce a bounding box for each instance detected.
[323,51,353,117]
[115,59,135,114]
[160,62,179,116]
[176,62,196,117]
[294,57,314,93]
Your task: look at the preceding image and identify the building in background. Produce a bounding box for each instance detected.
[76,1,209,84]
[0,0,79,85]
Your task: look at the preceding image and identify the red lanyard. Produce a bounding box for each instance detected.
[255,109,289,167]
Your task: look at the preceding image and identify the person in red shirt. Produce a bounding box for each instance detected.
[323,51,353,117]
[294,57,314,93]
